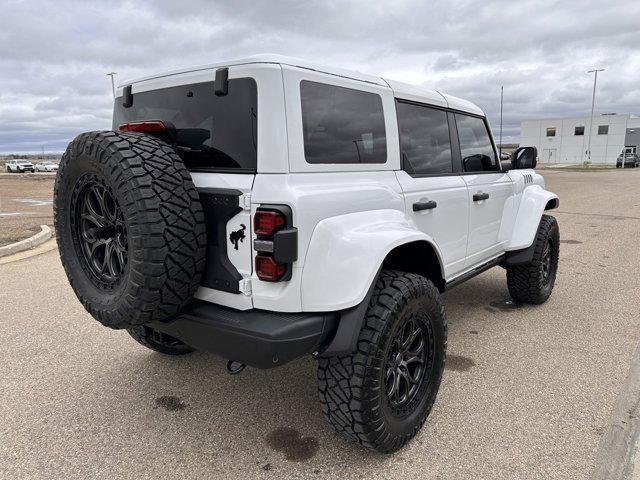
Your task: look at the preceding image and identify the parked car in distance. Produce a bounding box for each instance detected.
[5,159,35,173]
[616,153,640,168]
[35,161,59,172]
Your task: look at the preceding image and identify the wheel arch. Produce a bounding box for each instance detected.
[382,240,445,292]
[300,209,445,312]
[507,185,559,251]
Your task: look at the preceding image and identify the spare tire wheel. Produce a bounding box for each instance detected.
[54,131,206,329]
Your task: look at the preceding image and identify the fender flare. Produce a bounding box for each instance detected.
[300,209,444,312]
[506,185,559,252]
[301,209,444,357]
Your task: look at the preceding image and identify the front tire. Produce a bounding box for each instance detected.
[506,215,559,304]
[318,270,447,453]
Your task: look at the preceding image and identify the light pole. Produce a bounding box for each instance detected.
[585,68,604,165]
[106,72,117,99]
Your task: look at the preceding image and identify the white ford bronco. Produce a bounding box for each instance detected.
[54,55,559,453]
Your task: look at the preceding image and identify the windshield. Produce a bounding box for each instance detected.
[113,78,257,173]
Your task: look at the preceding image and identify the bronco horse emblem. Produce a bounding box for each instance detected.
[229,224,246,250]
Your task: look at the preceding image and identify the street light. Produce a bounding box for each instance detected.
[585,68,604,165]
[106,72,117,99]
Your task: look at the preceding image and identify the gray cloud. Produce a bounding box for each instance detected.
[1,0,639,152]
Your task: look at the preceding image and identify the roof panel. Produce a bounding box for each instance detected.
[120,54,388,87]
[119,54,484,116]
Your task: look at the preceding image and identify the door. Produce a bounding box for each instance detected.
[453,113,514,267]
[395,101,469,278]
[542,148,556,163]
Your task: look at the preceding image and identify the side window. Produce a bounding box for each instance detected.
[397,102,453,175]
[455,114,499,172]
[300,81,387,164]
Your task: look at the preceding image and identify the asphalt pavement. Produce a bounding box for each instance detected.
[1,169,639,479]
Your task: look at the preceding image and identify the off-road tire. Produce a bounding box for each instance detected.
[317,270,447,453]
[506,214,559,304]
[54,131,206,329]
[127,325,195,355]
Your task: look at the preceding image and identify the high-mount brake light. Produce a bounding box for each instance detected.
[255,255,286,282]
[118,121,167,133]
[254,210,286,237]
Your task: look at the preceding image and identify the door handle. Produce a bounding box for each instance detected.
[413,200,437,212]
[473,192,490,202]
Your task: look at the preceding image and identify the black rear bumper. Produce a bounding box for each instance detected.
[150,300,339,369]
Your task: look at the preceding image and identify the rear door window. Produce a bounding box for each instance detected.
[397,102,453,175]
[455,114,499,172]
[300,81,387,164]
[113,78,257,172]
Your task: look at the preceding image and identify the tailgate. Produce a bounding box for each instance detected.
[191,172,254,309]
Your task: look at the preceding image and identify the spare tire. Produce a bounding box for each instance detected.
[54,131,206,329]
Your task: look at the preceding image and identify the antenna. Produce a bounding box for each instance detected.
[585,68,604,164]
[499,85,504,158]
[106,72,117,99]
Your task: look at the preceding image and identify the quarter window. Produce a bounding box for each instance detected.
[598,125,609,135]
[455,114,499,172]
[546,127,556,137]
[574,126,584,136]
[300,81,387,164]
[397,102,452,175]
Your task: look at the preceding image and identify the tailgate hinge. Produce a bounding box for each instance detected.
[239,278,252,296]
[240,194,251,211]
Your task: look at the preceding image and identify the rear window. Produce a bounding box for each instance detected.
[300,81,386,164]
[113,78,257,172]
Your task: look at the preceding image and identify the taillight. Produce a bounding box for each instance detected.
[254,210,286,236]
[253,206,297,283]
[118,121,167,133]
[255,255,286,282]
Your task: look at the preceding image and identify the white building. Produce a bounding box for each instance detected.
[520,113,640,165]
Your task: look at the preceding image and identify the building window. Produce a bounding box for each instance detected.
[598,125,609,135]
[574,126,584,136]
[546,127,556,137]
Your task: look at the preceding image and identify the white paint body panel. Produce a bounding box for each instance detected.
[394,171,468,278]
[250,171,405,311]
[462,173,515,267]
[506,181,559,250]
[301,210,439,311]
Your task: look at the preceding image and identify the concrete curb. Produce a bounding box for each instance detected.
[0,225,52,258]
[591,341,640,480]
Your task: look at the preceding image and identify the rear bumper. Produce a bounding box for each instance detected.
[150,300,339,369]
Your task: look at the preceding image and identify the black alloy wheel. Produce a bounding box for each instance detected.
[540,238,553,285]
[385,317,431,414]
[72,176,128,288]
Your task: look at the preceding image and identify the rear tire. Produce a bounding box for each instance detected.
[127,325,195,355]
[506,215,559,304]
[54,131,206,329]
[317,270,447,453]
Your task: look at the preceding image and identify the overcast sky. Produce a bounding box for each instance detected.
[1,0,639,153]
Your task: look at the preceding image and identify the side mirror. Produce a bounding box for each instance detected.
[510,146,537,169]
